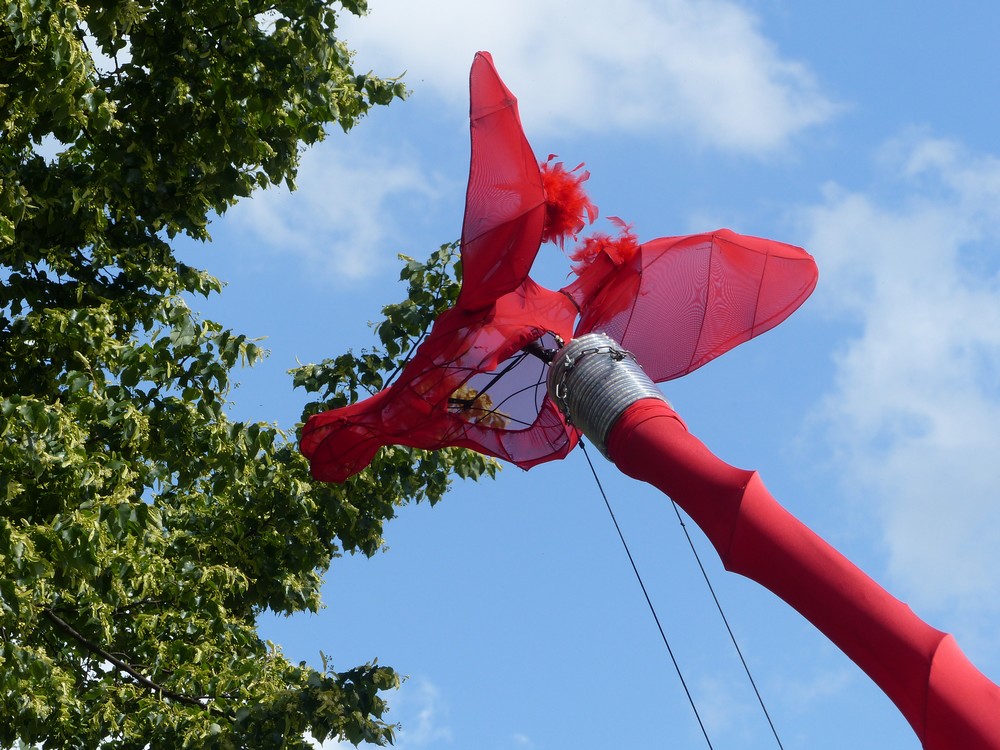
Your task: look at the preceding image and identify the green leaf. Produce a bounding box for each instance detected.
[0,5,489,748]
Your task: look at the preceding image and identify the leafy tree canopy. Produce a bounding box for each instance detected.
[1,2,495,747]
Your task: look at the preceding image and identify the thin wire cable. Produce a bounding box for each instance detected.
[668,500,785,749]
[580,441,715,750]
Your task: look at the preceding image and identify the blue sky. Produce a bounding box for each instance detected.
[179,2,1000,748]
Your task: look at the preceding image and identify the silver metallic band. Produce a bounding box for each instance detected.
[546,333,666,456]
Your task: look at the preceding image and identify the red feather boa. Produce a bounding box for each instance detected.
[539,157,598,247]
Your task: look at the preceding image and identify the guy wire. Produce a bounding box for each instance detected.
[579,441,715,750]
[667,499,785,749]
[581,441,786,750]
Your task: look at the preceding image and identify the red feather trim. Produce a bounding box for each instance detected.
[569,217,640,274]
[539,157,598,247]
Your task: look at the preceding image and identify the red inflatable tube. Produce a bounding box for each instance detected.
[606,398,1000,750]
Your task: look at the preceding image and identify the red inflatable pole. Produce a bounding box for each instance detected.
[605,397,1000,750]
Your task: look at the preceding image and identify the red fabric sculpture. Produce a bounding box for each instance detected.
[300,52,818,482]
[300,51,1000,749]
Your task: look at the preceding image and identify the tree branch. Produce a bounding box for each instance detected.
[41,608,230,717]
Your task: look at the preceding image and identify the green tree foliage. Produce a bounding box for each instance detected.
[0,3,496,747]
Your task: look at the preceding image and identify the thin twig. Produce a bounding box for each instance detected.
[41,608,229,717]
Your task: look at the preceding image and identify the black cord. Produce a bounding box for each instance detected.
[580,441,715,750]
[668,500,785,750]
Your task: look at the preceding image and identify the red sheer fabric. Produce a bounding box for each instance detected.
[301,52,818,482]
[568,230,817,381]
[301,280,578,483]
[459,53,546,311]
[301,53,581,482]
[607,399,1000,750]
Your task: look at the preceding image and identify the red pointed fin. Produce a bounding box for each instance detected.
[458,52,546,311]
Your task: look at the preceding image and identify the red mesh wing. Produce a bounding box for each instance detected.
[301,52,577,483]
[458,51,545,311]
[301,283,578,483]
[572,230,819,382]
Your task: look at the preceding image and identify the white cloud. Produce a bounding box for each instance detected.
[800,134,1000,618]
[223,1,838,281]
[228,136,441,281]
[393,679,452,747]
[311,677,451,749]
[694,674,754,740]
[776,667,855,712]
[339,0,837,154]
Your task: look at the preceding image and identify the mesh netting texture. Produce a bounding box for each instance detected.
[301,52,818,482]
